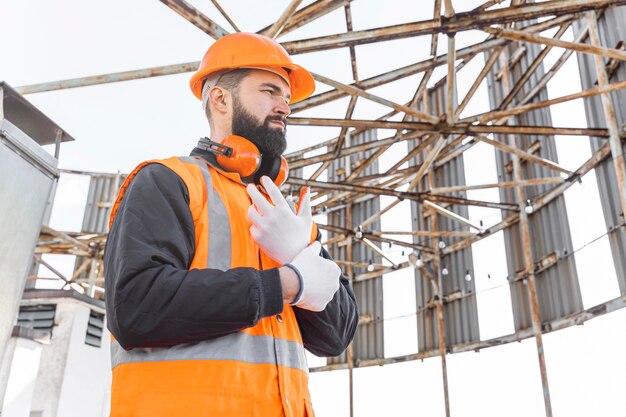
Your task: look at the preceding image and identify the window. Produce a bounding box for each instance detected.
[17,305,56,335]
[85,310,104,348]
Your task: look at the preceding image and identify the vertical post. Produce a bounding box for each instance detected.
[498,48,553,417]
[109,171,122,233]
[87,259,99,298]
[444,0,456,125]
[0,85,4,121]
[433,249,451,417]
[426,136,451,416]
[440,3,454,414]
[344,131,355,417]
[346,213,355,417]
[586,10,626,219]
[54,129,62,160]
[446,33,456,124]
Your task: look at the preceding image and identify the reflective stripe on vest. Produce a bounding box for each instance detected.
[181,156,231,270]
[111,332,307,372]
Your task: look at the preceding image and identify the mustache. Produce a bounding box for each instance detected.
[265,115,287,125]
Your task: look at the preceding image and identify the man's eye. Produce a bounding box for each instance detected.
[262,90,273,94]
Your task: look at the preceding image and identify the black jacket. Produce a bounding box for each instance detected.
[104,153,359,357]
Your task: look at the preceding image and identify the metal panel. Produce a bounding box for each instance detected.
[82,174,124,233]
[573,7,626,294]
[485,27,582,331]
[73,173,125,281]
[0,81,74,146]
[327,130,384,364]
[411,82,480,352]
[0,84,60,368]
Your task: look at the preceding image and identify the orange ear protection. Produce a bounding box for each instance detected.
[197,136,288,186]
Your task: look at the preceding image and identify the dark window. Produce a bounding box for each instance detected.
[17,305,56,335]
[85,310,104,348]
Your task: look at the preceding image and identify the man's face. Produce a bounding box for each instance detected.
[231,70,291,158]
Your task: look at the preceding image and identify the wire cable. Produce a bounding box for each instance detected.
[366,221,625,326]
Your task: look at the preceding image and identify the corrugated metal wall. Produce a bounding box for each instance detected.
[411,82,480,352]
[73,173,124,280]
[327,130,385,364]
[82,174,123,233]
[573,7,626,294]
[485,23,582,330]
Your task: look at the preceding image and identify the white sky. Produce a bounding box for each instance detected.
[2,1,626,416]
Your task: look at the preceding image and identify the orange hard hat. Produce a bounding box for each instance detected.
[190,32,315,104]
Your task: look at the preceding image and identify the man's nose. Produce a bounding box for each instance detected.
[275,98,291,117]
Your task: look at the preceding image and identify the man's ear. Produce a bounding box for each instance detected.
[209,86,230,116]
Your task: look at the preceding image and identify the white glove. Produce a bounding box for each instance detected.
[246,176,312,265]
[286,241,341,312]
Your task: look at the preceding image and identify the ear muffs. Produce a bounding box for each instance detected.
[198,136,288,186]
[253,153,289,187]
[217,135,261,178]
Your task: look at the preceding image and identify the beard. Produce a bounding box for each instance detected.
[231,95,287,158]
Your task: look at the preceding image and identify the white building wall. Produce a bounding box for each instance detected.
[27,297,110,417]
[0,337,43,417]
[28,302,74,417]
[2,293,112,417]
[32,300,74,417]
[56,303,111,417]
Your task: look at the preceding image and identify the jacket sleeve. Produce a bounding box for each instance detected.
[104,163,284,350]
[293,229,360,357]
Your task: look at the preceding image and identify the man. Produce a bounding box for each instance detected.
[104,32,359,417]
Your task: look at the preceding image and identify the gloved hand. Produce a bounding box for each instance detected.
[286,241,341,312]
[246,176,312,265]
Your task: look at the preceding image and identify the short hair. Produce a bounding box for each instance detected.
[202,68,252,121]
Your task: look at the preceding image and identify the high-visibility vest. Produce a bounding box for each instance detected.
[108,156,317,417]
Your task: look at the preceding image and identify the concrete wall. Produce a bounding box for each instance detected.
[56,303,110,417]
[0,337,43,417]
[28,302,73,417]
[25,297,110,417]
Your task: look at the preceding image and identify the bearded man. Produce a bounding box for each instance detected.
[103,33,359,417]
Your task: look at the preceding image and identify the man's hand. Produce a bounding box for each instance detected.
[246,176,312,265]
[287,242,341,312]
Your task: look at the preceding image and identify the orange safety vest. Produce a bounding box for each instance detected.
[108,156,317,417]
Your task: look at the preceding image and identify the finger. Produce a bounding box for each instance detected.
[247,204,263,225]
[246,183,272,214]
[296,187,312,220]
[249,224,262,242]
[261,176,289,209]
[305,240,321,255]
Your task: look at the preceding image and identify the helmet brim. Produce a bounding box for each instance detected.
[190,62,315,104]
